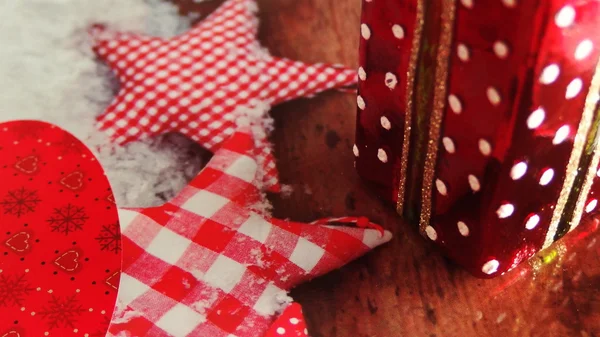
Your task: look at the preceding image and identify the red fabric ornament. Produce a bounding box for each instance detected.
[107,128,391,337]
[0,121,121,337]
[92,0,357,191]
[264,303,308,337]
[354,0,600,277]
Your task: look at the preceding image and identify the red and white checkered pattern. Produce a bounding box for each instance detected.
[92,0,357,192]
[107,129,391,337]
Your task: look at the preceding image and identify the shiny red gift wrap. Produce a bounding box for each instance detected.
[354,0,600,277]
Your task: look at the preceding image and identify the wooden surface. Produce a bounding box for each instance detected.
[180,1,600,336]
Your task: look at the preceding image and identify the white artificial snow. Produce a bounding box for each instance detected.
[0,0,271,208]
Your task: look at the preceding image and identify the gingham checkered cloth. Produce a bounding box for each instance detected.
[107,129,391,337]
[92,0,357,191]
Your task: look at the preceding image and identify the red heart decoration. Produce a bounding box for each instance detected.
[14,155,39,175]
[0,121,122,337]
[59,171,84,191]
[54,249,82,273]
[4,231,32,254]
[1,329,22,337]
[105,271,120,290]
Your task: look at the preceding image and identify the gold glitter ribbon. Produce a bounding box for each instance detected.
[544,59,600,249]
[418,0,456,231]
[396,0,425,215]
[566,60,600,234]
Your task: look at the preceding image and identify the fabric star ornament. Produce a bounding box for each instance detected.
[107,128,391,337]
[92,0,357,191]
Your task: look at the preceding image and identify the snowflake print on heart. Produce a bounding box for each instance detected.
[92,0,358,192]
[0,121,122,337]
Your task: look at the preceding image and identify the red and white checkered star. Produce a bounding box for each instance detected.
[92,0,357,191]
[107,129,391,337]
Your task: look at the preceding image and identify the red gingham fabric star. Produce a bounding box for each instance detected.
[92,0,357,191]
[107,129,391,337]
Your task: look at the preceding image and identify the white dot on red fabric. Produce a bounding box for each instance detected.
[361,24,371,40]
[442,137,456,153]
[527,107,545,129]
[468,174,481,192]
[539,168,554,186]
[478,139,492,156]
[377,148,388,163]
[586,199,598,213]
[555,5,576,28]
[553,125,570,144]
[448,94,462,114]
[486,87,501,106]
[525,214,540,230]
[502,0,517,8]
[457,43,470,62]
[425,226,438,241]
[540,64,560,84]
[575,39,594,60]
[496,203,514,218]
[380,116,392,130]
[357,95,366,110]
[482,260,500,275]
[493,41,509,59]
[460,0,473,9]
[436,179,448,196]
[392,24,405,39]
[457,221,470,237]
[353,144,359,157]
[511,161,528,180]
[385,72,398,90]
[566,78,583,99]
[290,318,300,325]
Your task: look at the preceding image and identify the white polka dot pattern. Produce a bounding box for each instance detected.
[93,0,357,191]
[355,0,600,278]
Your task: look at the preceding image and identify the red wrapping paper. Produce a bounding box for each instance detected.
[355,0,600,277]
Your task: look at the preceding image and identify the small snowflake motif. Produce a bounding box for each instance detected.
[46,204,89,235]
[39,295,85,329]
[91,316,111,337]
[0,187,41,217]
[95,222,122,254]
[0,273,34,307]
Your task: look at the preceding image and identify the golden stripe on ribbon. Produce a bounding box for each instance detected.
[566,60,600,235]
[419,0,456,231]
[396,0,425,215]
[544,59,600,249]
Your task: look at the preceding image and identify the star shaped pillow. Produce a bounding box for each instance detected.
[107,128,391,337]
[92,0,357,191]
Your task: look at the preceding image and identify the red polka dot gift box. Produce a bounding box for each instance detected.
[354,0,600,277]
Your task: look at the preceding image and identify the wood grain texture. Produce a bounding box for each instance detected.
[178,1,600,336]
